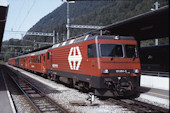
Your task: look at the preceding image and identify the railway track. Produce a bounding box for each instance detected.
[5,67,69,113]
[4,65,169,113]
[108,98,169,113]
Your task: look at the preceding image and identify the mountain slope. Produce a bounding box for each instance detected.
[1,0,169,61]
[24,0,168,42]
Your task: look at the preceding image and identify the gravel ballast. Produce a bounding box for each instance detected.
[7,64,169,112]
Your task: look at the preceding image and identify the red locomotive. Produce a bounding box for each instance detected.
[8,35,141,97]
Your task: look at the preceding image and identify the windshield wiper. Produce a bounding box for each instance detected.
[131,54,136,61]
[110,57,114,61]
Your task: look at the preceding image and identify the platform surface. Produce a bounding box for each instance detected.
[0,65,14,113]
[139,86,169,108]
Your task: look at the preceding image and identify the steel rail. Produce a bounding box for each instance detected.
[1,65,40,113]
[5,66,69,113]
[131,99,169,112]
[0,68,17,113]
[108,98,169,112]
[20,74,69,113]
[6,70,42,113]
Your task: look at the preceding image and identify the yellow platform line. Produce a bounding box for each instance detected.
[148,91,169,98]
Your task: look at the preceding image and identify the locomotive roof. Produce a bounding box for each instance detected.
[52,35,135,49]
[8,35,135,60]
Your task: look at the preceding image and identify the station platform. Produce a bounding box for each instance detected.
[139,74,169,108]
[0,65,16,113]
[139,86,169,108]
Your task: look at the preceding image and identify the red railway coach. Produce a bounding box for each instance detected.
[8,58,15,66]
[25,49,48,74]
[9,49,48,74]
[46,35,141,97]
[19,55,27,69]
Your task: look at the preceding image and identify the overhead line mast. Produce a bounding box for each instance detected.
[6,30,56,45]
[64,0,104,40]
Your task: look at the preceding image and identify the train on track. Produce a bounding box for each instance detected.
[140,44,169,72]
[8,35,141,97]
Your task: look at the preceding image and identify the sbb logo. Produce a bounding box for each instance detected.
[68,46,82,70]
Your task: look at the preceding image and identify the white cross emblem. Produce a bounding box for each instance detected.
[68,46,82,70]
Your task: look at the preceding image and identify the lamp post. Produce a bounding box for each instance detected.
[155,2,159,46]
[151,1,160,46]
[66,1,70,40]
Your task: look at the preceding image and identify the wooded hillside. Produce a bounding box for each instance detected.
[1,0,169,61]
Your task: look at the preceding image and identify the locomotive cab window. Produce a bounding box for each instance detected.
[100,44,123,57]
[125,45,138,58]
[88,44,97,58]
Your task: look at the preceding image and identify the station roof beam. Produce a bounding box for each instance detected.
[99,5,169,41]
[0,1,9,51]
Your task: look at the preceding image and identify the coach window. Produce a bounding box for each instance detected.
[35,57,37,63]
[34,57,36,63]
[47,52,50,60]
[37,56,40,63]
[88,44,97,58]
[44,56,45,62]
[39,56,41,63]
[34,57,35,63]
[37,56,38,63]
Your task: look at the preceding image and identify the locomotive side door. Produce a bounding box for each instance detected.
[87,43,99,75]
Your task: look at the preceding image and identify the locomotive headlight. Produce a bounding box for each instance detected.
[134,69,139,73]
[102,69,109,74]
[114,35,120,40]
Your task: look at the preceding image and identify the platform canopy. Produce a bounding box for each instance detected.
[0,0,9,51]
[97,5,169,42]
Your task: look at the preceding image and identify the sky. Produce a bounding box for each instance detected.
[3,0,63,41]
